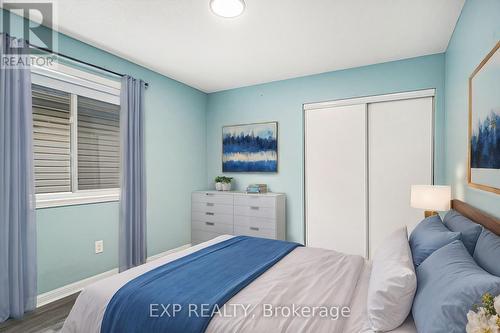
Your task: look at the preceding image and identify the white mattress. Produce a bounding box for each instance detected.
[62,235,417,333]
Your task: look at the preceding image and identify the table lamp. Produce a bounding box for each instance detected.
[410,185,451,218]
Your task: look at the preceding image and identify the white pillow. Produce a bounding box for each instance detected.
[366,227,417,332]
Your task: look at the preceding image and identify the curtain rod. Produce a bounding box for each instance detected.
[28,44,149,88]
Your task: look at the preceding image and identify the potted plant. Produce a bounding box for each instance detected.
[214,176,223,191]
[221,176,233,191]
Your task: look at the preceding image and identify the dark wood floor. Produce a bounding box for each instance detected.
[0,293,79,333]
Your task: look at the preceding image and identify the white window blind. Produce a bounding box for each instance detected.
[77,96,120,190]
[33,84,72,194]
[32,63,121,208]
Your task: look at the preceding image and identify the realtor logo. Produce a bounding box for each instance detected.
[1,1,55,54]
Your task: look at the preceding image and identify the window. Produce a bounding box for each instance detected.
[77,96,120,190]
[33,85,72,194]
[32,63,121,208]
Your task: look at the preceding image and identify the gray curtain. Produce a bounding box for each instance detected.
[0,33,37,322]
[119,76,147,272]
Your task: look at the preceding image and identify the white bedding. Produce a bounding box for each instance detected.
[351,262,416,333]
[62,235,417,333]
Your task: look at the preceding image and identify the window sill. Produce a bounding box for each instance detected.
[36,189,120,209]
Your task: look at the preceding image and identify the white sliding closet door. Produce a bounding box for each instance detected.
[305,104,367,256]
[368,97,433,256]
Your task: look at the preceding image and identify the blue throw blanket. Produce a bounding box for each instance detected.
[101,236,302,333]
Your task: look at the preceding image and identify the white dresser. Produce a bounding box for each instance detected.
[191,191,286,244]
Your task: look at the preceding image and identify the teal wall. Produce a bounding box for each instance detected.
[206,54,446,243]
[2,11,208,293]
[444,0,500,219]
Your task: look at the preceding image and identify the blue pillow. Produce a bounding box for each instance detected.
[474,228,500,277]
[412,240,500,333]
[409,215,461,267]
[444,209,483,255]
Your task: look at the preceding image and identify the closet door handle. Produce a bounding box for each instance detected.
[250,206,260,210]
[250,227,259,231]
[205,212,215,216]
[205,222,215,226]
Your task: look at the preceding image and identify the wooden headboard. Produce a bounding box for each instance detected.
[451,199,500,236]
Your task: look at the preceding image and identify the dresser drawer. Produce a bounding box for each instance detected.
[234,205,276,219]
[192,202,233,215]
[234,195,276,208]
[191,229,225,244]
[192,192,233,205]
[234,215,276,230]
[192,220,233,234]
[192,211,233,224]
[234,225,276,239]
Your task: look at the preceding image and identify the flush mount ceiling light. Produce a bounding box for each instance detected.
[210,0,245,18]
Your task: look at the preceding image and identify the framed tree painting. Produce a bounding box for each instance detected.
[468,41,500,194]
[222,122,278,172]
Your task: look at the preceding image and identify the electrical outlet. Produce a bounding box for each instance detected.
[95,240,104,254]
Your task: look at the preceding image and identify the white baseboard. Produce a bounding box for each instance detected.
[146,244,192,262]
[37,243,192,307]
[36,268,118,307]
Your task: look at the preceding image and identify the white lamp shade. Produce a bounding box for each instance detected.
[410,185,451,211]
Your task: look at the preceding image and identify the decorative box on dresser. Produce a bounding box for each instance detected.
[191,191,286,245]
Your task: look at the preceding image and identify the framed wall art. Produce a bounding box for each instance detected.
[222,122,278,172]
[468,41,500,194]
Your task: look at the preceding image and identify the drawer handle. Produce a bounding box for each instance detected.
[205,222,215,226]
[205,212,215,216]
[206,203,214,207]
[250,227,260,231]
[250,206,260,210]
[205,193,215,196]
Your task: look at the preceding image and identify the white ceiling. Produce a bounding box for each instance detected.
[47,0,464,92]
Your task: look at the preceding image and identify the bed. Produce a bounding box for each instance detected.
[61,200,499,333]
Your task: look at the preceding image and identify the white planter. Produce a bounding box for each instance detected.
[215,182,223,191]
[222,183,232,191]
